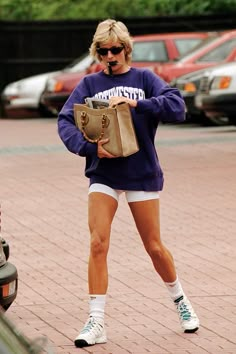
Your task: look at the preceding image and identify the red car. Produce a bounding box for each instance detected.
[40,31,210,115]
[156,30,236,82]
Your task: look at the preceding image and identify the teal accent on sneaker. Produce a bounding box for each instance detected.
[175,295,200,333]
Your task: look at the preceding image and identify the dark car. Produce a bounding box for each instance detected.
[40,31,211,115]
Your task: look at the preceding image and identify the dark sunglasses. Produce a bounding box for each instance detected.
[96,46,124,56]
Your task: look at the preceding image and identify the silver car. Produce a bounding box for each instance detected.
[1,53,93,118]
[195,61,236,125]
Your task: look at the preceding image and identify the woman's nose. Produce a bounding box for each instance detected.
[107,50,114,58]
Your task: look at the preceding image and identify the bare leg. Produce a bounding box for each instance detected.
[88,192,118,294]
[129,198,176,282]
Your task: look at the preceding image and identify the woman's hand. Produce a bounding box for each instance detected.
[109,96,137,108]
[97,138,117,158]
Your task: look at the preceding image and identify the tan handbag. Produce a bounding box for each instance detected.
[74,102,139,157]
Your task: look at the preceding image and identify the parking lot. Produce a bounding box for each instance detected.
[0,118,236,353]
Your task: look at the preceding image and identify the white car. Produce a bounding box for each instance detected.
[195,61,236,125]
[1,53,94,118]
[1,71,59,118]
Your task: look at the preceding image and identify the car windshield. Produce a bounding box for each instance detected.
[174,38,206,57]
[132,41,168,62]
[197,38,236,62]
[176,36,221,62]
[132,36,216,63]
[63,53,94,73]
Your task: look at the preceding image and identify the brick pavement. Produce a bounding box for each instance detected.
[0,118,236,353]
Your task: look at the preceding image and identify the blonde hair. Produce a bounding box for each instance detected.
[90,19,133,64]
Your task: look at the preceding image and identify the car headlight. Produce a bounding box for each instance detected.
[210,76,232,90]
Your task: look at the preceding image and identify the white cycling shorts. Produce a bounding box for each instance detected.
[88,183,159,203]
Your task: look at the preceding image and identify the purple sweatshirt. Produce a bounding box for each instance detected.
[58,67,185,191]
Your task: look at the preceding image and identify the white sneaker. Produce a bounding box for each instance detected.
[74,317,107,348]
[175,295,200,333]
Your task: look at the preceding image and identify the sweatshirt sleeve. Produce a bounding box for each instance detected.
[57,80,97,157]
[136,71,186,124]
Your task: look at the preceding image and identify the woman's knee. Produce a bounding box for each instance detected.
[90,231,109,259]
[146,242,166,261]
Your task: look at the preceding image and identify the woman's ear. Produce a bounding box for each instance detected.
[125,45,132,56]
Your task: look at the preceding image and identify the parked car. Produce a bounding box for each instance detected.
[1,53,94,118]
[194,61,236,125]
[40,31,212,115]
[170,67,219,124]
[1,72,59,118]
[128,31,211,66]
[0,238,18,311]
[156,30,236,83]
[40,70,92,116]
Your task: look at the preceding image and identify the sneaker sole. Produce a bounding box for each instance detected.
[184,327,199,333]
[74,337,107,348]
[74,339,90,348]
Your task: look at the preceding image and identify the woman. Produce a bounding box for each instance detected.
[58,19,199,348]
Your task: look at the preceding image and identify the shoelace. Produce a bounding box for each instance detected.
[177,301,192,321]
[81,318,103,335]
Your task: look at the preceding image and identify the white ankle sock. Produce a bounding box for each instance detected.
[165,277,184,301]
[89,294,106,320]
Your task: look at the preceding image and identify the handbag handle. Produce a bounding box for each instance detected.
[80,111,110,143]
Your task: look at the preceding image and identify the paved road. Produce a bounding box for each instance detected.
[0,118,236,353]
